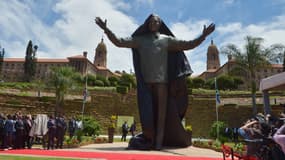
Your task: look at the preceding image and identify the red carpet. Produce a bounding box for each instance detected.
[0,149,221,160]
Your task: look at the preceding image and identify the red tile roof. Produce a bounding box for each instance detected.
[36,58,69,63]
[3,58,25,62]
[3,58,69,63]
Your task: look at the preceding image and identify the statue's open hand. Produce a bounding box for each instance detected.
[95,17,107,31]
[202,23,215,37]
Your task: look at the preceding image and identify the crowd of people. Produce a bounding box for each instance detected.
[0,112,81,150]
[235,112,285,159]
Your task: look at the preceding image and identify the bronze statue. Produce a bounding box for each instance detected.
[95,14,215,150]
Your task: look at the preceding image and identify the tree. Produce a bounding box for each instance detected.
[205,75,243,90]
[96,75,110,86]
[217,75,235,90]
[118,73,136,89]
[267,44,285,71]
[192,77,205,89]
[48,66,75,116]
[0,45,4,78]
[221,36,282,115]
[108,76,119,86]
[72,72,84,84]
[86,74,96,86]
[24,40,38,82]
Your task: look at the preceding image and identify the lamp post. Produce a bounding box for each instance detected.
[81,58,88,121]
[283,51,285,72]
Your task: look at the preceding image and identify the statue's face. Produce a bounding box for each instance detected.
[148,16,161,32]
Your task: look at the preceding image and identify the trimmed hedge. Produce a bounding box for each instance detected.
[116,86,128,94]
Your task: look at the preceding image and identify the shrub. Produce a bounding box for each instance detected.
[217,75,235,90]
[186,77,193,88]
[80,116,101,137]
[119,73,136,88]
[233,76,244,88]
[65,136,80,147]
[96,75,110,86]
[205,78,215,89]
[108,76,119,86]
[110,81,117,86]
[118,81,132,89]
[75,129,83,142]
[209,121,229,144]
[192,77,205,88]
[87,74,97,86]
[94,80,104,86]
[116,86,128,94]
[72,72,84,84]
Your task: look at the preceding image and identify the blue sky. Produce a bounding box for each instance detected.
[1,0,285,75]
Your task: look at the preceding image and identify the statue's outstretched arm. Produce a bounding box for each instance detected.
[168,23,215,51]
[95,17,137,48]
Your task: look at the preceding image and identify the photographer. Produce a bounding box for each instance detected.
[237,114,269,157]
[238,119,263,140]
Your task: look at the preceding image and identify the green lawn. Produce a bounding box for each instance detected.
[0,155,84,160]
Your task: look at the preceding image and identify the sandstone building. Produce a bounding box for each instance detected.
[199,40,283,88]
[0,39,119,82]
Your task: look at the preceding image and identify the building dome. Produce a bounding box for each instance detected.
[206,39,220,70]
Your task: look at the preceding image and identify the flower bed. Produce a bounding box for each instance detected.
[63,136,109,148]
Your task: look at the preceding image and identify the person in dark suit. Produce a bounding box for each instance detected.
[47,115,56,150]
[55,115,66,149]
[121,121,128,142]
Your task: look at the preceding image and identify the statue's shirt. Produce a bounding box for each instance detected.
[134,34,169,83]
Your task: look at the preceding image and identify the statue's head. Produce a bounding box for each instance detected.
[148,14,162,32]
[132,14,174,37]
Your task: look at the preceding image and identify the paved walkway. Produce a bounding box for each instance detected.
[65,142,222,158]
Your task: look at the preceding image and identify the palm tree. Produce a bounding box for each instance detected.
[48,66,76,116]
[221,36,282,115]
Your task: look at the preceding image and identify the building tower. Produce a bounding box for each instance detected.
[207,39,220,70]
[94,38,107,67]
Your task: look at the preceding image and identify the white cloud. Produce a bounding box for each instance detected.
[168,13,285,75]
[1,0,285,76]
[217,15,285,49]
[169,19,214,75]
[52,0,138,72]
[0,0,138,73]
[110,0,131,11]
[216,23,242,34]
[135,0,154,7]
[190,60,206,77]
